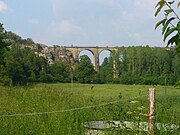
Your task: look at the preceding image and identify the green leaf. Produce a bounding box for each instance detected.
[177,41,180,46]
[167,34,179,46]
[155,0,166,16]
[164,9,173,16]
[155,18,166,30]
[162,17,175,34]
[178,2,180,8]
[177,22,180,32]
[163,27,176,41]
[168,1,174,5]
[155,0,165,8]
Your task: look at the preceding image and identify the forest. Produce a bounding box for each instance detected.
[0,23,180,86]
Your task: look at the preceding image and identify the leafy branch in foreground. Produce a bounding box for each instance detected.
[155,0,180,52]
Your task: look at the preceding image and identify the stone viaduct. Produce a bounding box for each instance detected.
[65,46,119,78]
[38,45,119,78]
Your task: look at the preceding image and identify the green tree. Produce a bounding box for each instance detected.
[47,61,70,82]
[155,0,180,52]
[172,53,180,81]
[99,57,113,83]
[0,23,10,85]
[4,45,48,85]
[6,31,34,45]
[6,31,22,43]
[75,55,96,83]
[0,23,8,65]
[118,46,176,85]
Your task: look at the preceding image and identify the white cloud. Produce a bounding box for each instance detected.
[105,0,165,46]
[40,19,88,45]
[128,32,141,40]
[42,0,165,46]
[28,18,39,25]
[51,0,116,16]
[0,1,8,13]
[134,0,156,8]
[126,0,157,20]
[51,0,61,16]
[59,20,75,33]
[47,20,82,34]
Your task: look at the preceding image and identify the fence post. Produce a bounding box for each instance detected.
[148,88,156,135]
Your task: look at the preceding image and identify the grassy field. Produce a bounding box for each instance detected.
[0,83,179,134]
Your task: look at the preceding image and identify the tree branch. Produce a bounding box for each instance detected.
[165,1,180,21]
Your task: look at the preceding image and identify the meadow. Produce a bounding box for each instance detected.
[0,83,179,134]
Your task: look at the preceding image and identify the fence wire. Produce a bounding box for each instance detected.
[0,94,147,117]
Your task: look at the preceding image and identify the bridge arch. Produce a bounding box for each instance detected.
[79,49,94,65]
[99,49,112,65]
[65,46,119,78]
[99,48,113,54]
[79,49,94,55]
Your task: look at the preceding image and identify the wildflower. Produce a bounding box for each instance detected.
[137,106,145,110]
[137,107,143,110]
[139,113,146,116]
[130,100,139,104]
[127,111,133,115]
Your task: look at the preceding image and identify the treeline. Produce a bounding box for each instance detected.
[0,23,77,86]
[0,23,179,86]
[114,46,180,85]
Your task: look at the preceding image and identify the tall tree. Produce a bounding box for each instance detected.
[47,61,70,82]
[0,23,8,65]
[99,57,113,83]
[75,55,96,83]
[6,31,34,45]
[4,45,48,85]
[0,23,10,85]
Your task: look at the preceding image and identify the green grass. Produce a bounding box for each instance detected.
[0,83,179,134]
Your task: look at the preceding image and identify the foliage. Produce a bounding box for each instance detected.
[6,31,34,45]
[118,46,180,85]
[0,22,180,86]
[3,45,48,85]
[47,61,71,82]
[98,46,180,85]
[75,55,97,83]
[0,23,10,85]
[155,0,180,52]
[0,23,8,65]
[99,57,113,83]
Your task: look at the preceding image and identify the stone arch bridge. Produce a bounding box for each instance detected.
[66,46,119,78]
[39,45,119,78]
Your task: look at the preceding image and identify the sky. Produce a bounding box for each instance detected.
[0,0,169,47]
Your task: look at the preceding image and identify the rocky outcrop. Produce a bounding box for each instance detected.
[36,45,75,65]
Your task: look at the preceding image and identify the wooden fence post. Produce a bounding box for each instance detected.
[148,88,156,135]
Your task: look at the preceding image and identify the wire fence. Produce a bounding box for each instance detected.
[0,94,147,117]
[1,87,179,135]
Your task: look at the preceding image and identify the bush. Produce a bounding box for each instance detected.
[0,76,12,86]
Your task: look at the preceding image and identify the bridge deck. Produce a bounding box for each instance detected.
[64,46,118,49]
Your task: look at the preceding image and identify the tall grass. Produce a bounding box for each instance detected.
[0,83,179,134]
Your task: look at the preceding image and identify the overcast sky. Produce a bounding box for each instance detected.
[0,0,169,47]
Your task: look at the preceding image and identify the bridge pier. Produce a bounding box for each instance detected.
[93,49,100,72]
[113,60,119,78]
[65,46,119,78]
